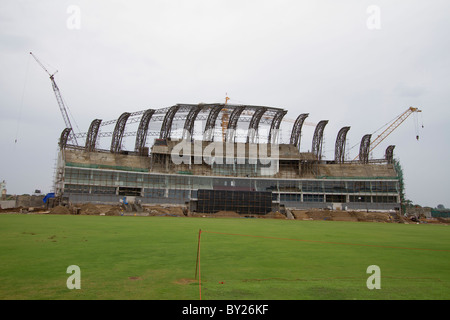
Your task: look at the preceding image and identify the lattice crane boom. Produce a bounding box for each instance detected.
[30,52,78,146]
[221,95,230,141]
[353,106,422,160]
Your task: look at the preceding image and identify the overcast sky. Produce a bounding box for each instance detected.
[1,0,449,207]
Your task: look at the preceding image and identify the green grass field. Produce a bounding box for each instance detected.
[0,214,449,300]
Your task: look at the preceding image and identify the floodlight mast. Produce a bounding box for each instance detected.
[30,52,78,146]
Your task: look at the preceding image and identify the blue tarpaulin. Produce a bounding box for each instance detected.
[43,193,55,203]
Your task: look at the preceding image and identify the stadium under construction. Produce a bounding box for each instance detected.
[52,102,411,215]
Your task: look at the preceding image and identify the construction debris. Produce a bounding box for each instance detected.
[1,202,448,224]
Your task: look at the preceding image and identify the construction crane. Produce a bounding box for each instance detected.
[30,52,78,146]
[221,95,230,141]
[353,106,422,160]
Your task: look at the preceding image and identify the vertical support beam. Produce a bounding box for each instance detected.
[268,109,287,144]
[312,120,328,160]
[203,105,225,141]
[85,119,102,152]
[385,145,395,164]
[159,105,181,140]
[334,126,350,163]
[59,128,72,150]
[134,109,155,155]
[226,106,246,143]
[110,112,131,154]
[246,107,267,144]
[290,113,309,150]
[182,105,204,140]
[359,134,372,164]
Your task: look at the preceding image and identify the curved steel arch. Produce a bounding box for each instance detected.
[226,105,246,142]
[203,105,225,141]
[268,109,287,144]
[182,104,204,140]
[85,119,102,152]
[290,113,309,149]
[247,107,267,143]
[134,109,155,155]
[334,126,350,164]
[385,145,395,164]
[59,128,72,150]
[312,120,328,159]
[110,112,131,153]
[359,134,372,164]
[159,105,182,140]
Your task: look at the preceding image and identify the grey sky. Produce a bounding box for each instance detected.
[1,0,449,207]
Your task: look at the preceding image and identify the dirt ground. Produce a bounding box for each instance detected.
[1,203,448,224]
[290,209,393,223]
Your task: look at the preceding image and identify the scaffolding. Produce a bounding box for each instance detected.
[61,147,400,212]
[56,103,403,213]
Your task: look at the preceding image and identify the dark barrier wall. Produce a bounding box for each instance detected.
[197,189,272,215]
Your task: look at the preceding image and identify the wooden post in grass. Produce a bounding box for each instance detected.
[195,229,202,280]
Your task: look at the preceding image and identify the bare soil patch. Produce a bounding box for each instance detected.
[49,205,70,215]
[291,209,392,223]
[4,201,447,224]
[174,278,197,285]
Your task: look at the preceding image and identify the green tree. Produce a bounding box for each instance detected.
[393,158,407,214]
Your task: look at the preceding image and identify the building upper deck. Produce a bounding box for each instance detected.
[63,144,398,180]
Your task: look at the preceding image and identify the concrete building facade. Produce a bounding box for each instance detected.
[55,104,402,213]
